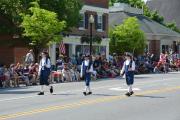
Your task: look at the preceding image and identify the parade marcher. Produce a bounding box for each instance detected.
[80,55,93,96]
[120,52,136,97]
[25,49,34,65]
[38,52,53,95]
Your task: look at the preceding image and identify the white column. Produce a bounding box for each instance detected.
[49,43,56,65]
[160,40,162,53]
[106,39,109,61]
[68,44,72,57]
[72,44,76,56]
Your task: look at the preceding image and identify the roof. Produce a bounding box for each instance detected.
[147,0,180,28]
[109,11,180,40]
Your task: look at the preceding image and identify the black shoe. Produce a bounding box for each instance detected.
[50,86,53,94]
[38,92,44,95]
[125,92,131,97]
[83,92,87,96]
[88,92,92,95]
[130,91,134,95]
[32,83,37,86]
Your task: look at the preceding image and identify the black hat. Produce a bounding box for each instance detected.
[85,55,90,58]
[125,52,133,57]
[42,51,48,55]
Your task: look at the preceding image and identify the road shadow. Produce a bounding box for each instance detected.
[0,90,39,94]
[134,76,150,79]
[92,93,118,97]
[168,72,180,75]
[0,86,33,91]
[52,93,77,96]
[135,95,166,99]
[92,78,118,82]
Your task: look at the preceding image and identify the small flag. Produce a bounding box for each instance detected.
[59,41,66,55]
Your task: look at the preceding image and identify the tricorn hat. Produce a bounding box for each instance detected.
[125,52,133,57]
[85,54,90,58]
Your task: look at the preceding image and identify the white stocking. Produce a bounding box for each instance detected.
[40,85,44,92]
[84,86,88,92]
[128,85,132,93]
[88,86,91,92]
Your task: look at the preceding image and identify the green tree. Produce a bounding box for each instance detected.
[0,0,22,34]
[21,2,66,59]
[150,10,164,24]
[39,0,82,30]
[0,0,82,33]
[166,22,180,33]
[110,17,146,55]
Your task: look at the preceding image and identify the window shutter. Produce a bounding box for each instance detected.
[103,15,106,31]
[95,14,98,30]
[85,13,89,29]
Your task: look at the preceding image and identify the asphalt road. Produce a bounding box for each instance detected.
[0,72,180,120]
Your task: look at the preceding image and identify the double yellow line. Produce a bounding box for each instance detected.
[0,86,180,120]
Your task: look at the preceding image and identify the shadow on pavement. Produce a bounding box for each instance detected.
[134,76,150,79]
[168,72,180,74]
[135,95,166,99]
[92,93,118,97]
[0,86,32,91]
[53,93,77,96]
[0,90,39,94]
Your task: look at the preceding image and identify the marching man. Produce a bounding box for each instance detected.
[38,51,53,95]
[80,55,93,96]
[120,52,136,97]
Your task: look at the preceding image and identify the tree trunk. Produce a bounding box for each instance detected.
[33,45,42,63]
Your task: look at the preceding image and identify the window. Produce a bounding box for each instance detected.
[79,13,85,29]
[162,45,169,53]
[97,15,103,30]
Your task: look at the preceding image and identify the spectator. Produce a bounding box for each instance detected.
[56,55,64,70]
[70,65,80,81]
[62,63,72,82]
[4,66,11,87]
[0,64,5,87]
[29,63,39,85]
[15,64,30,86]
[9,64,19,87]
[25,49,34,65]
[71,55,77,65]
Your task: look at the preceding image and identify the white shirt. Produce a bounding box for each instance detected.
[121,59,135,74]
[80,60,93,77]
[25,53,34,62]
[39,57,51,74]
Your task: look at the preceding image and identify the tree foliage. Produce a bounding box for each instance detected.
[21,2,66,49]
[0,0,23,33]
[110,17,146,55]
[39,0,82,30]
[166,22,180,33]
[0,0,82,34]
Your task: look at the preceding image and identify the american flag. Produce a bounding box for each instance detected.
[59,41,66,55]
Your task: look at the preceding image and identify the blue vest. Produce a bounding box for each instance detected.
[125,60,133,73]
[41,58,51,76]
[82,61,92,75]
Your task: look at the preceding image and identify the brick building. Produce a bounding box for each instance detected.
[0,15,29,65]
[60,0,109,60]
[1,0,109,65]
